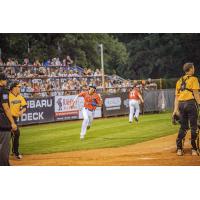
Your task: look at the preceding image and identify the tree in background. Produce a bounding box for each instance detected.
[0,33,128,76]
[1,33,200,79]
[114,33,200,79]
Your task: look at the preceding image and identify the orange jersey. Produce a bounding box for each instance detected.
[78,91,102,110]
[129,89,140,100]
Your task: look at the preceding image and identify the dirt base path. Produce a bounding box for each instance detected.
[10,133,200,166]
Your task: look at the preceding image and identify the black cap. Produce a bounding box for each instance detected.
[10,82,21,90]
[0,73,7,81]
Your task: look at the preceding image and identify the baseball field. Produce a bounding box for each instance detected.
[10,112,200,166]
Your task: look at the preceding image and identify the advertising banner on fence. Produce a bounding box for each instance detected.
[18,97,55,125]
[55,95,79,121]
[102,92,129,117]
[55,95,102,121]
[16,89,175,126]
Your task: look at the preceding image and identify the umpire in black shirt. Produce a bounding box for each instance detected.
[0,73,17,166]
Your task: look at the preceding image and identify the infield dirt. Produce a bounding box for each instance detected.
[10,133,200,166]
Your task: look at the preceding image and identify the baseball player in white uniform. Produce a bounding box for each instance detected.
[71,84,103,140]
[128,85,144,123]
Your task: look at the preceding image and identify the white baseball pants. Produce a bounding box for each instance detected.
[80,107,94,138]
[129,99,140,122]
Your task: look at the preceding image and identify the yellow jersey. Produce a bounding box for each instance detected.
[175,75,199,101]
[9,92,27,117]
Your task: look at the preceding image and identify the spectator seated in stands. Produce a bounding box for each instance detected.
[38,66,46,76]
[33,59,41,67]
[146,78,158,90]
[94,68,102,76]
[66,55,73,67]
[0,58,4,66]
[83,67,88,76]
[43,59,51,67]
[55,57,61,66]
[86,68,93,76]
[22,58,31,66]
[136,80,148,91]
[1,56,134,97]
[7,58,15,66]
[51,58,57,66]
[68,70,74,77]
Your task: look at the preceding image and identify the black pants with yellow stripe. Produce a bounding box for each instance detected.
[176,100,199,150]
[11,117,20,156]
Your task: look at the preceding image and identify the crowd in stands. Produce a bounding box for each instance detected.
[133,79,158,91]
[0,56,74,67]
[0,57,158,97]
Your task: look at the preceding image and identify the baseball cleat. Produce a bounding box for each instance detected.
[177,149,183,156]
[87,125,90,130]
[191,149,199,156]
[129,121,132,123]
[134,117,139,122]
[80,136,84,141]
[14,154,23,160]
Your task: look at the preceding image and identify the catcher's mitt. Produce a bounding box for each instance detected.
[172,114,180,125]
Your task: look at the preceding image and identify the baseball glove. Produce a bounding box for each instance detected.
[91,99,97,107]
[172,114,180,125]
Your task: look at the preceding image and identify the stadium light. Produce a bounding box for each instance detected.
[99,44,105,91]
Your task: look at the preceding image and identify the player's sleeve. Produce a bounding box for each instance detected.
[95,94,102,105]
[136,90,140,98]
[191,77,200,90]
[78,91,86,97]
[175,80,181,96]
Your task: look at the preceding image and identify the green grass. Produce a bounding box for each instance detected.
[19,113,179,155]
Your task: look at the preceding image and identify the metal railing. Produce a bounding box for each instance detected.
[0,65,180,94]
[20,87,132,98]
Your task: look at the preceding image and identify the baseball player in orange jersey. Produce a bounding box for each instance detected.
[129,85,144,123]
[71,84,103,140]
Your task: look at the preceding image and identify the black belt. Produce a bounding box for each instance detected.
[179,99,196,103]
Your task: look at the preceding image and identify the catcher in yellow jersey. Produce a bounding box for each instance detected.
[173,63,200,156]
[9,82,27,159]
